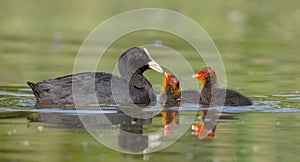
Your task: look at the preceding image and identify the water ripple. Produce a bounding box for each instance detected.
[0,87,299,113]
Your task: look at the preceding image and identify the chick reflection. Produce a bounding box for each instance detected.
[159,72,216,139]
[192,108,238,139]
[161,108,179,136]
[192,110,217,139]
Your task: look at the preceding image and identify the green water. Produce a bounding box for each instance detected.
[1,0,300,162]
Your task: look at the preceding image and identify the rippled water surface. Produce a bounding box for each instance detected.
[1,87,300,161]
[1,0,300,162]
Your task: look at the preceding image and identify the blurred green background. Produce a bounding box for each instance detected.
[0,0,299,95]
[1,1,300,162]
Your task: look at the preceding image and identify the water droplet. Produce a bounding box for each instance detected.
[253,146,260,153]
[240,148,248,155]
[213,159,221,162]
[227,10,247,24]
[185,152,194,159]
[248,71,254,75]
[126,155,134,161]
[37,126,44,133]
[99,154,107,160]
[81,141,89,148]
[154,39,163,46]
[143,154,150,161]
[22,140,30,146]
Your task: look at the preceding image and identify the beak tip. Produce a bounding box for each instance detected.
[143,48,164,73]
[157,67,164,73]
[192,74,198,78]
[148,60,164,73]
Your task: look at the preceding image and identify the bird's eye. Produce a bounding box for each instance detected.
[140,53,145,59]
[202,67,211,73]
[170,77,179,86]
[170,77,175,82]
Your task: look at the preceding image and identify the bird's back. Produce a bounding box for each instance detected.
[200,88,252,106]
[28,72,156,106]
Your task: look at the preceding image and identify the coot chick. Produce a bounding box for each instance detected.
[192,67,252,106]
[160,72,200,106]
[160,72,181,106]
[27,47,164,106]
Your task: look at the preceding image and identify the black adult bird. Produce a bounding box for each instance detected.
[192,67,252,106]
[27,47,163,106]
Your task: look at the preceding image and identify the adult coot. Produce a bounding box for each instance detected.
[27,47,164,106]
[192,67,252,106]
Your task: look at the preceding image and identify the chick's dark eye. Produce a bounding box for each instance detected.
[170,78,175,82]
[170,77,179,86]
[202,67,210,73]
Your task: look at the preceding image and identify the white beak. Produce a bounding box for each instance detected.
[143,48,164,73]
[148,60,164,73]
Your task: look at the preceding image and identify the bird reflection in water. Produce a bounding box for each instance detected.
[192,107,238,139]
[160,72,180,136]
[192,109,217,139]
[160,72,234,139]
[115,109,162,153]
[161,108,179,136]
[27,107,163,154]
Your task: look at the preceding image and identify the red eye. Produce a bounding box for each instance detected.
[140,53,145,59]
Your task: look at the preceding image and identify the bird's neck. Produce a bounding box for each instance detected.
[119,65,148,81]
[201,78,218,90]
[129,70,151,89]
[164,85,181,97]
[162,79,181,97]
[161,82,181,106]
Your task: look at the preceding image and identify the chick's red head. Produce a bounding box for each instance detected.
[163,72,180,91]
[192,67,216,83]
